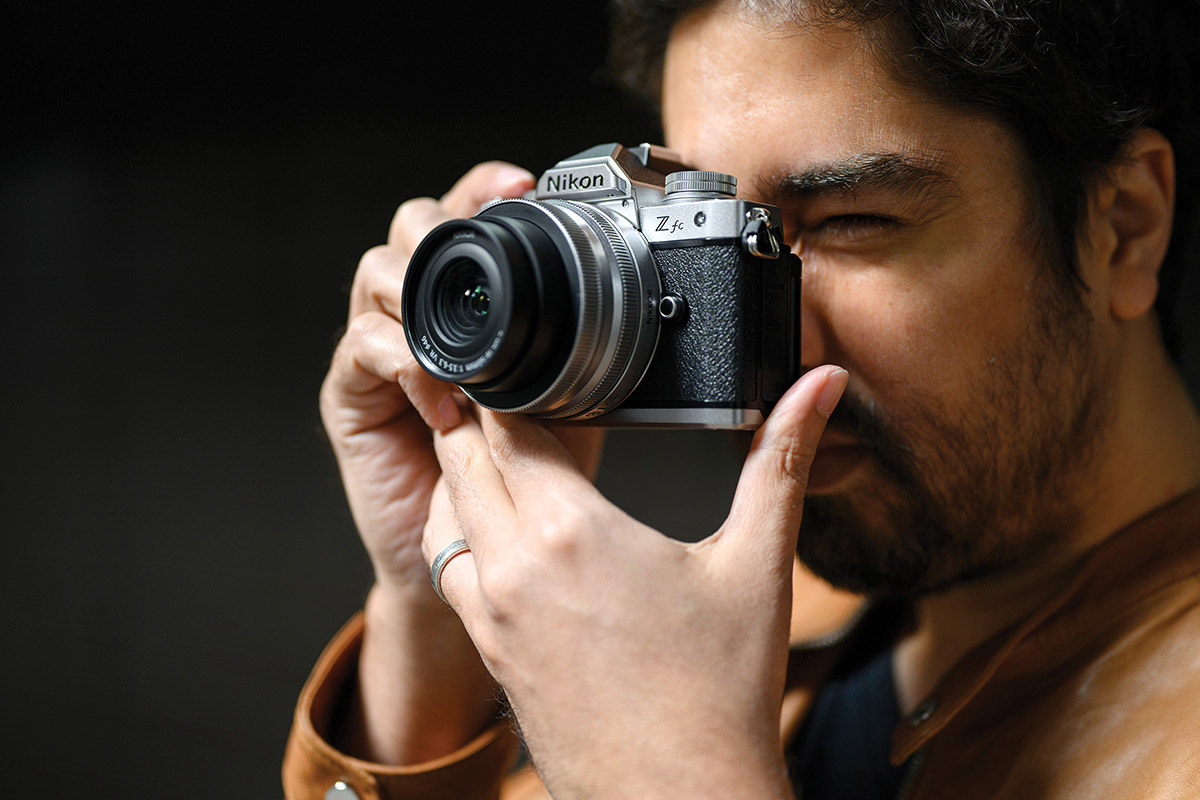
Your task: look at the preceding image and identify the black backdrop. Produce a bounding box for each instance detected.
[2,3,759,795]
[4,4,1198,797]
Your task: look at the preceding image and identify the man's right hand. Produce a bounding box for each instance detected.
[318,162,604,764]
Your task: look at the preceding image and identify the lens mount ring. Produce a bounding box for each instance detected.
[535,200,659,420]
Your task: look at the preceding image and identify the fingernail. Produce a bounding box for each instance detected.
[438,393,462,429]
[815,367,848,418]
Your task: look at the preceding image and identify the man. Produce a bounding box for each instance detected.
[283,1,1200,798]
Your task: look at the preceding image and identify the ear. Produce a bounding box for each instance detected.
[1089,128,1176,321]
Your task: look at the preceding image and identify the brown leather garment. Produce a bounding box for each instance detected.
[283,490,1200,799]
[892,491,1200,799]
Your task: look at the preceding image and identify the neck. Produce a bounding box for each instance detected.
[893,322,1200,715]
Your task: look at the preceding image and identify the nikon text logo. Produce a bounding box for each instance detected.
[546,171,606,192]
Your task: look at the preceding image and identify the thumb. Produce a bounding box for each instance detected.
[718,365,848,571]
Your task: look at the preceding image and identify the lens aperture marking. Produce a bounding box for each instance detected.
[464,332,505,373]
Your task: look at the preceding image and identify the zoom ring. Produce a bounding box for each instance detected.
[503,201,604,414]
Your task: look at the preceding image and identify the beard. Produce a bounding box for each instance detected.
[798,272,1111,599]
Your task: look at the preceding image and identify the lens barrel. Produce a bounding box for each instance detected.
[401,199,661,420]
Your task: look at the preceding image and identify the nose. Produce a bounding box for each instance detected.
[797,255,831,371]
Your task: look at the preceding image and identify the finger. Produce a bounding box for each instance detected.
[326,311,466,433]
[478,409,597,504]
[718,365,848,571]
[423,477,485,621]
[388,197,451,255]
[348,244,408,322]
[373,163,536,317]
[440,161,535,218]
[545,424,608,481]
[432,410,518,560]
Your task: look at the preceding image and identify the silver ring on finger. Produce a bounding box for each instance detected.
[430,539,472,604]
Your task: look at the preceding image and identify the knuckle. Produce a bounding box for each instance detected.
[317,324,372,423]
[350,246,386,293]
[392,196,433,225]
[344,310,387,346]
[486,426,522,467]
[354,243,392,275]
[774,437,817,488]
[338,311,418,385]
[534,505,588,557]
[390,197,440,242]
[317,372,339,424]
[441,440,483,486]
[350,245,409,317]
[348,254,374,315]
[477,560,525,614]
[419,523,439,566]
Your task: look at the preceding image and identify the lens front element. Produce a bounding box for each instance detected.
[433,258,492,346]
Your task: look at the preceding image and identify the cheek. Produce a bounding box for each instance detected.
[806,257,1034,412]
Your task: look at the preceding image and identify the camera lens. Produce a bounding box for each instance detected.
[432,259,492,345]
[402,199,661,420]
[401,219,550,387]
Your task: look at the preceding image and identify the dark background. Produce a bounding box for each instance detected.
[1,3,756,796]
[4,4,1198,797]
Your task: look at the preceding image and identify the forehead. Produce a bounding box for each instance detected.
[661,5,1019,192]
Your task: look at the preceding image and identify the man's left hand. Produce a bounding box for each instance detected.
[423,365,847,800]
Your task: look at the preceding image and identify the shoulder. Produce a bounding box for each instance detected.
[922,573,1200,800]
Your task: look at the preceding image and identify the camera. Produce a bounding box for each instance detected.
[401,143,801,429]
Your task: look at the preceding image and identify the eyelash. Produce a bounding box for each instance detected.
[817,214,897,232]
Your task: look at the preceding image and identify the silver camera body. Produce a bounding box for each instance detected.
[534,142,784,258]
[401,142,801,429]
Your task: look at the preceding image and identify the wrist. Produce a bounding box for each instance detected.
[368,573,453,621]
[336,583,500,765]
[552,754,793,800]
[652,751,792,800]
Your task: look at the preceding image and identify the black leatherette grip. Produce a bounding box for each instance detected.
[624,243,760,406]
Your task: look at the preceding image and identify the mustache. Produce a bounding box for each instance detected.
[825,389,889,445]
[823,389,918,488]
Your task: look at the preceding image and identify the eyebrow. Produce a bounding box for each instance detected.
[754,151,959,205]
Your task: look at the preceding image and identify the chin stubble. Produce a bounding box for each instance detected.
[796,274,1109,599]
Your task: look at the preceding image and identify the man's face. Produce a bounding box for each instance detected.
[663,7,1110,596]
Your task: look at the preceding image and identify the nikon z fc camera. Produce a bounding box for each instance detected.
[400,142,801,429]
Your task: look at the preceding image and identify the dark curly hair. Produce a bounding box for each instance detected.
[607,0,1200,362]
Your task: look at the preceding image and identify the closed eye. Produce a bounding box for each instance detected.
[817,214,897,233]
[796,214,901,249]
[783,199,916,249]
